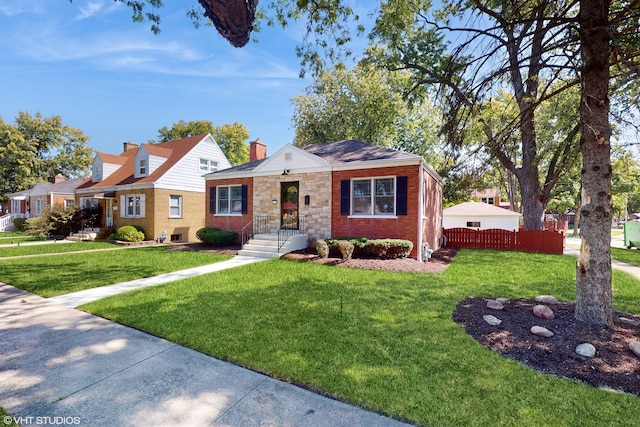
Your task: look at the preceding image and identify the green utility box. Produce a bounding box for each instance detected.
[624,222,640,249]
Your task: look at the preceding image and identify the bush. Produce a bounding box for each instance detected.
[114,225,145,242]
[95,226,116,240]
[12,217,27,232]
[338,240,355,261]
[324,237,413,259]
[315,239,329,258]
[196,227,238,246]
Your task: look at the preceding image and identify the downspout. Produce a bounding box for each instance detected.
[417,163,425,262]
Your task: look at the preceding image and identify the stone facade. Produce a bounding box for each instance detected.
[253,172,332,240]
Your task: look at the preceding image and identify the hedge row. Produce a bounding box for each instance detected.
[322,237,413,259]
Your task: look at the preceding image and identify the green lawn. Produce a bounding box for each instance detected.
[0,231,43,244]
[82,250,640,427]
[0,246,232,297]
[611,247,640,267]
[0,241,120,258]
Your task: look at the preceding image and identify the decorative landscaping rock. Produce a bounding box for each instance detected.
[630,341,640,358]
[619,317,640,327]
[483,315,502,326]
[533,304,555,320]
[496,297,510,304]
[575,343,596,357]
[531,325,554,337]
[535,295,558,305]
[487,300,504,310]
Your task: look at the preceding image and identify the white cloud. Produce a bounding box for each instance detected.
[76,1,104,20]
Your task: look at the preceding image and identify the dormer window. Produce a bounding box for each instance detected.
[139,159,147,175]
[93,164,102,181]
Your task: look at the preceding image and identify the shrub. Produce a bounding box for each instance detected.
[368,239,413,258]
[196,227,238,246]
[12,217,27,232]
[324,237,413,259]
[114,225,145,242]
[338,240,355,261]
[95,226,116,240]
[315,239,329,258]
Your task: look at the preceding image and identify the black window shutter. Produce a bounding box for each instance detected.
[340,180,350,215]
[209,187,216,214]
[396,176,408,215]
[241,185,248,214]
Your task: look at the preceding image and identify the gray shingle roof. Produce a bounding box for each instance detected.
[303,140,420,163]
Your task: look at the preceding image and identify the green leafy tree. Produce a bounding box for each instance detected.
[158,119,250,165]
[291,64,442,163]
[0,112,92,200]
[157,119,216,142]
[212,122,250,166]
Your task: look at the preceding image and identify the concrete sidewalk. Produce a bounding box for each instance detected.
[48,255,268,308]
[0,284,411,427]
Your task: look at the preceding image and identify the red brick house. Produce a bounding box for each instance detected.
[204,140,443,261]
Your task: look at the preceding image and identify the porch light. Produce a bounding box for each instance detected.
[272,199,277,204]
[282,169,290,175]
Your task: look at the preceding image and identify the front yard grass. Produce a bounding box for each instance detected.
[611,247,640,267]
[82,249,640,427]
[0,246,232,297]
[0,241,119,258]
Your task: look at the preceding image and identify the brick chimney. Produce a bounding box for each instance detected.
[53,174,66,183]
[249,138,267,162]
[123,141,138,152]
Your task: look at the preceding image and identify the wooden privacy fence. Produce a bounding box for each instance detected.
[443,228,565,254]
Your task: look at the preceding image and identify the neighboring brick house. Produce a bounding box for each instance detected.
[7,175,85,219]
[205,139,444,261]
[75,134,231,242]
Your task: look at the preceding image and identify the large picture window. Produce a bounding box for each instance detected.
[169,195,182,218]
[217,185,243,214]
[351,177,395,216]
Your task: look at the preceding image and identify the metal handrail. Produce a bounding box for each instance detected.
[241,215,273,246]
[278,215,306,252]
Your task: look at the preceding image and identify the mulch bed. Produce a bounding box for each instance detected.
[452,297,640,397]
[173,242,640,396]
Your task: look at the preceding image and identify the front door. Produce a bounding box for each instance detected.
[281,181,299,230]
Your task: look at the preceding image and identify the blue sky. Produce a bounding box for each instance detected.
[0,0,322,157]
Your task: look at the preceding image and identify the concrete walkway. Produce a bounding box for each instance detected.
[0,283,411,427]
[48,255,268,308]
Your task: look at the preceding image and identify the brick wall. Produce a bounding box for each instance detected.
[331,165,421,256]
[205,177,253,240]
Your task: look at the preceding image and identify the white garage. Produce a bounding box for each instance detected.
[443,201,521,231]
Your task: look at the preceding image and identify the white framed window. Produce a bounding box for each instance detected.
[351,177,395,216]
[217,185,243,214]
[35,199,43,215]
[138,159,147,175]
[119,194,145,218]
[200,158,218,173]
[64,199,75,208]
[169,195,182,218]
[467,221,481,228]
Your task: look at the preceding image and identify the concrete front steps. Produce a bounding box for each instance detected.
[238,233,308,258]
[67,228,100,241]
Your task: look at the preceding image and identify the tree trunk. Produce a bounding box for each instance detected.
[516,161,545,230]
[575,0,613,326]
